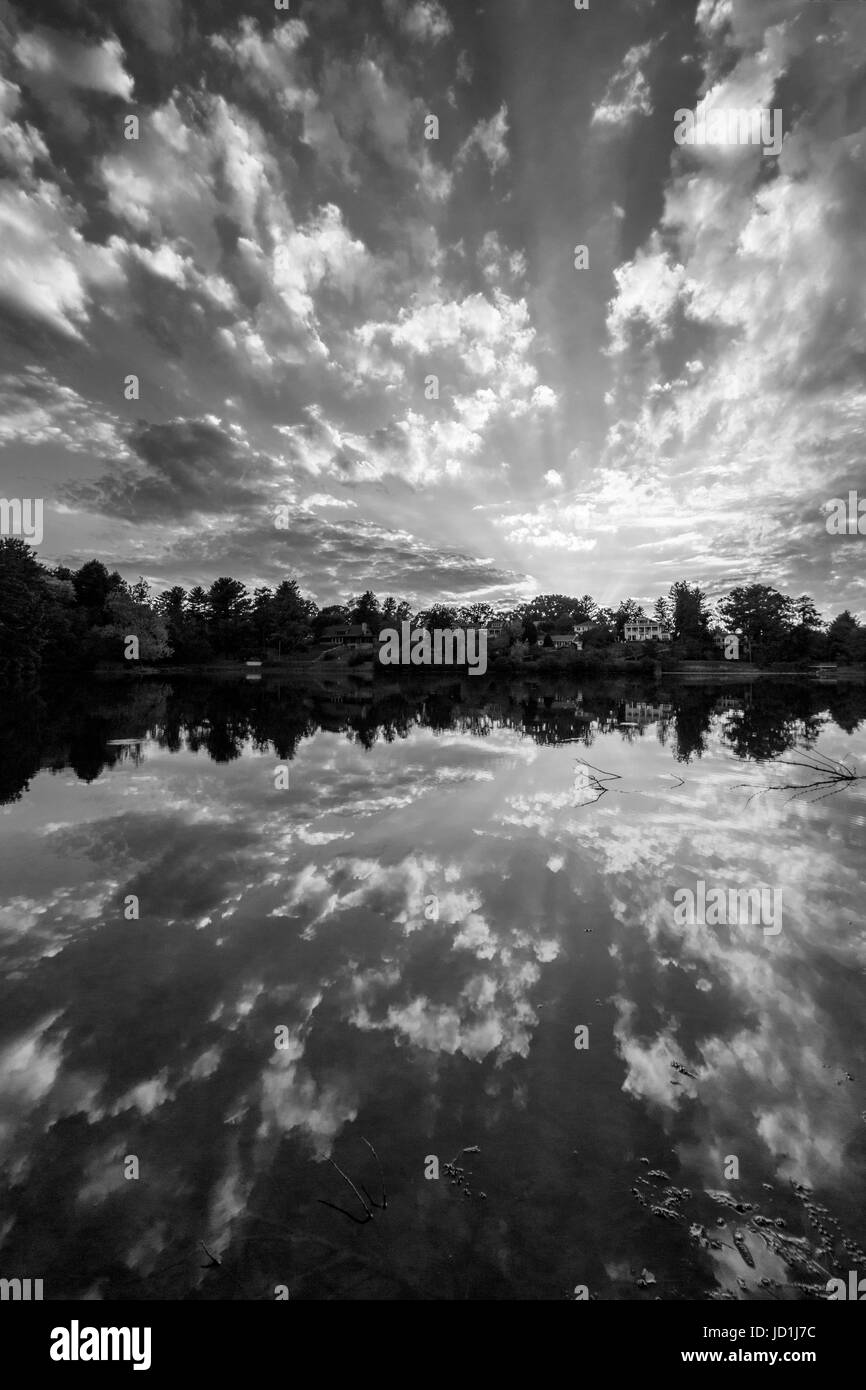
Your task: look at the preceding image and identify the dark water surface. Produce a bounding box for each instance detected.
[1,675,865,1300]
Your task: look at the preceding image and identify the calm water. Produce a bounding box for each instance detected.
[1,675,865,1300]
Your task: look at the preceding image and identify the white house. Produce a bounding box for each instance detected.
[623,619,671,642]
[624,702,673,724]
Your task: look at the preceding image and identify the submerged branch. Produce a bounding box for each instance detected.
[736,748,863,804]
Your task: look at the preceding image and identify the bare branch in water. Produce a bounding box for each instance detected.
[360,1137,387,1210]
[317,1156,374,1223]
[735,747,862,804]
[317,1197,372,1225]
[573,758,622,806]
[318,1141,387,1223]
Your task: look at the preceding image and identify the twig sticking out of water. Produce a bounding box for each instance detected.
[318,1138,386,1224]
[360,1136,387,1211]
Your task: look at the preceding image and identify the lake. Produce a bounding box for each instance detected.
[1,675,865,1300]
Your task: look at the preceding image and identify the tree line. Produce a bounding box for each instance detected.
[1,539,864,687]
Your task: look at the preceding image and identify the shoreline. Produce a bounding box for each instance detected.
[63,658,866,686]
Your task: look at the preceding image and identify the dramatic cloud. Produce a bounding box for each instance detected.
[63,417,282,522]
[598,0,866,613]
[0,0,861,617]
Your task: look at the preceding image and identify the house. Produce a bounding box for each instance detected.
[624,702,673,725]
[486,619,507,639]
[321,622,371,646]
[623,619,671,642]
[550,633,582,650]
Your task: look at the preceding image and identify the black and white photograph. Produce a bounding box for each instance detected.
[0,0,865,1358]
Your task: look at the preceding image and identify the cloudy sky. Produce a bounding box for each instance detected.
[0,0,864,613]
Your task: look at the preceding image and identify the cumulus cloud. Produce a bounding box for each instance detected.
[605,239,690,354]
[274,406,382,483]
[100,93,372,366]
[495,500,599,553]
[299,493,359,511]
[457,104,510,172]
[0,368,127,456]
[62,417,284,521]
[0,183,124,338]
[8,24,134,139]
[100,93,271,247]
[14,28,134,99]
[597,0,866,613]
[0,78,49,176]
[338,286,557,483]
[591,43,654,126]
[210,20,451,198]
[0,41,129,341]
[384,0,453,44]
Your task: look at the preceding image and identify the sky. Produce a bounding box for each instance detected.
[0,0,864,615]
